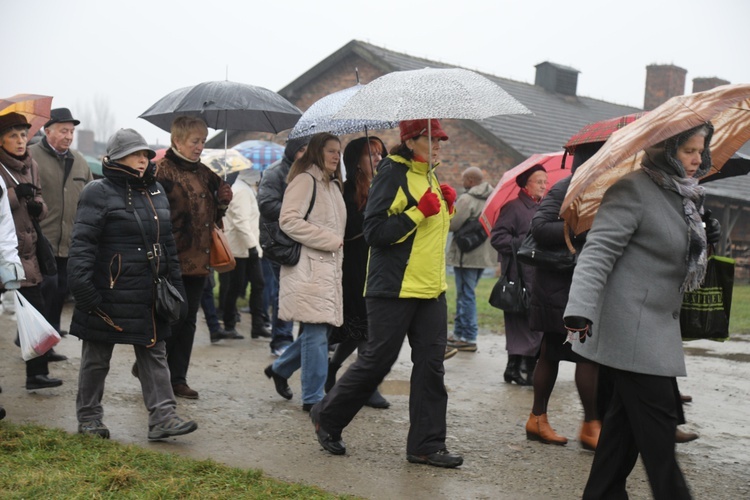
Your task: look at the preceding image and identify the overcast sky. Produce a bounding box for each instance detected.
[4,0,749,147]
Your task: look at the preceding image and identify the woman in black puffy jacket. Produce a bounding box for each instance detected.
[68,128,196,441]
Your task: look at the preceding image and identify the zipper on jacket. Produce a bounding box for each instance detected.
[94,309,123,332]
[109,253,122,289]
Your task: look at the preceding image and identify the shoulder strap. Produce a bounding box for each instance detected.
[303,172,316,221]
[131,189,161,282]
[0,162,19,185]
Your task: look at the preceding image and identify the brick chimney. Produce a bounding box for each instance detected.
[644,64,686,110]
[693,77,730,93]
[535,62,579,96]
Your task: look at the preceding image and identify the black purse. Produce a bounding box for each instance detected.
[489,245,530,314]
[259,172,316,266]
[680,254,734,341]
[133,197,184,324]
[516,230,576,270]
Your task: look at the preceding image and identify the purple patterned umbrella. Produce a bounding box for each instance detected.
[234,140,285,171]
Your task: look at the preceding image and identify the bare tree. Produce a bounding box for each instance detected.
[76,95,116,142]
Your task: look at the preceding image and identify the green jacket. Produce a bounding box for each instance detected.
[363,155,452,299]
[29,139,93,257]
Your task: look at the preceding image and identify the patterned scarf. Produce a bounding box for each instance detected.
[640,123,713,292]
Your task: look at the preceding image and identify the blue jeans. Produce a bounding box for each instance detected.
[453,267,483,343]
[272,322,330,404]
[269,261,294,350]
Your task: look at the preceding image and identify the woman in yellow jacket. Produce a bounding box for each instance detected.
[310,119,463,469]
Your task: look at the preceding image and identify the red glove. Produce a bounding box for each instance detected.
[440,183,456,213]
[217,183,233,205]
[417,188,441,218]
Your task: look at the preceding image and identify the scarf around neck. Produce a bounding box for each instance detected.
[641,124,713,292]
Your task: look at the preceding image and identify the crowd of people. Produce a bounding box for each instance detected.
[0,105,719,497]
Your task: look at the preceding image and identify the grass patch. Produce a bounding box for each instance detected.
[0,423,351,499]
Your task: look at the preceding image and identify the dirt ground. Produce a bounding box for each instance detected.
[1,299,749,499]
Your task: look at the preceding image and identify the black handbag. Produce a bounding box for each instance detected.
[488,247,530,314]
[32,218,57,276]
[680,254,734,341]
[133,198,184,324]
[516,230,576,270]
[260,173,316,266]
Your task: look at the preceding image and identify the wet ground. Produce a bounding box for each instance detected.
[1,300,749,499]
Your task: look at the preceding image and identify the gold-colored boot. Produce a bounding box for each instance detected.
[525,413,568,445]
[579,420,602,451]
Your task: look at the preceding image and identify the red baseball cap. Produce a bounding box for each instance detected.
[399,119,449,142]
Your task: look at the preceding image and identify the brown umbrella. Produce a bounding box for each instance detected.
[560,83,750,235]
[0,94,53,138]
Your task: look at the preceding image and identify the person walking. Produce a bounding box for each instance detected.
[156,116,233,399]
[68,128,196,440]
[310,119,463,469]
[0,112,63,390]
[325,136,390,409]
[257,137,310,357]
[446,167,495,352]
[29,108,93,339]
[263,132,346,412]
[490,165,548,385]
[564,123,720,499]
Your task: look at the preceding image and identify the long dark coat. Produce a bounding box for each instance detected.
[68,163,184,346]
[490,189,542,356]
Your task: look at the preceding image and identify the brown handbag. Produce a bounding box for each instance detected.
[210,224,236,273]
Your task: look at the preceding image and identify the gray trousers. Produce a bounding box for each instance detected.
[76,340,177,427]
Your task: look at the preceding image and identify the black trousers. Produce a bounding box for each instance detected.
[17,286,50,377]
[165,275,205,385]
[317,294,448,455]
[583,369,691,500]
[222,254,265,330]
[39,257,68,332]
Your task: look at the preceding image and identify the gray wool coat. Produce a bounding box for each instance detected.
[565,169,690,377]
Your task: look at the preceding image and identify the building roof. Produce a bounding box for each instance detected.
[280,40,643,159]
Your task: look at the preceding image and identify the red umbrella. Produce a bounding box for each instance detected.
[0,94,53,138]
[480,151,574,233]
[565,112,648,149]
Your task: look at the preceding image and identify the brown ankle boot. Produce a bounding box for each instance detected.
[579,420,601,451]
[525,413,568,445]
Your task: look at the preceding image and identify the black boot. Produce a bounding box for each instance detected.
[503,355,529,386]
[325,360,340,393]
[251,321,272,339]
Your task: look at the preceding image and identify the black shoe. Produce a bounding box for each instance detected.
[264,365,292,400]
[251,324,272,339]
[58,330,68,338]
[364,390,390,409]
[310,404,345,455]
[223,328,245,340]
[0,406,5,420]
[407,449,463,468]
[302,403,314,412]
[210,329,232,343]
[45,349,68,362]
[26,375,63,390]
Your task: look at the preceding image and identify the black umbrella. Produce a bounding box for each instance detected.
[139,80,302,133]
[700,152,750,184]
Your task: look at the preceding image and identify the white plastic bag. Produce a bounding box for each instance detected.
[15,291,60,361]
